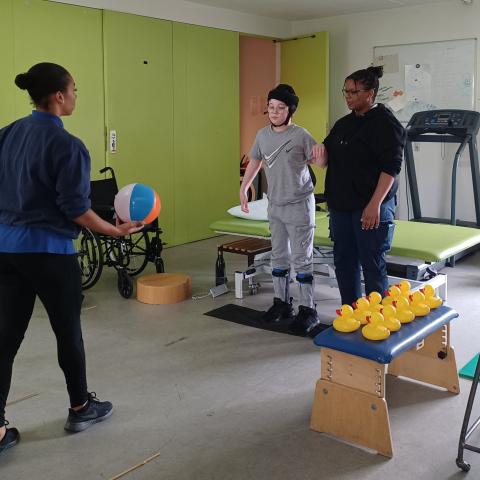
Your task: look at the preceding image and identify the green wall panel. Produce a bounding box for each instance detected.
[173,23,239,244]
[281,31,329,192]
[0,0,15,127]
[11,0,105,176]
[103,11,175,244]
[4,1,240,247]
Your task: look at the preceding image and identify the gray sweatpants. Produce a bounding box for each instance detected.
[268,194,315,308]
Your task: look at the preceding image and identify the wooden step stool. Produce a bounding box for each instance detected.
[310,305,460,457]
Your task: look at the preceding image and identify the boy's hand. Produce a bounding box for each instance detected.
[240,189,249,213]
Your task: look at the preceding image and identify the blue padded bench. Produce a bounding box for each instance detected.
[310,305,460,457]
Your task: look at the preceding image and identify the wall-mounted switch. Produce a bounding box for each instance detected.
[109,130,117,153]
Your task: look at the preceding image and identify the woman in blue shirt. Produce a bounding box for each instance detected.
[0,63,143,453]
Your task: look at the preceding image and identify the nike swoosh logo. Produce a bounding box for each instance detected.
[263,140,292,164]
[285,147,293,153]
[264,143,286,160]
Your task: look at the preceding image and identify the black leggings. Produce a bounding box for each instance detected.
[0,253,88,426]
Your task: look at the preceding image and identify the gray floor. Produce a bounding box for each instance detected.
[1,236,480,479]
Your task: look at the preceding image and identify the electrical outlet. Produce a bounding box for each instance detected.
[210,283,229,298]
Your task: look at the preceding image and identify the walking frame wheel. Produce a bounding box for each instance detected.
[249,282,260,295]
[456,458,471,472]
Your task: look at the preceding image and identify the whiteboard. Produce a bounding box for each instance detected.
[373,38,476,124]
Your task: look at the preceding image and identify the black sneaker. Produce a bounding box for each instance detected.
[288,305,320,336]
[262,297,294,323]
[64,392,113,433]
[0,421,20,454]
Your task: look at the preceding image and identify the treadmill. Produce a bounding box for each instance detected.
[404,109,480,227]
[387,109,480,279]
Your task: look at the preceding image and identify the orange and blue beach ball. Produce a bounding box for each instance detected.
[114,183,161,224]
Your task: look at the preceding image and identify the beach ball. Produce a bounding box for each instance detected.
[114,183,161,224]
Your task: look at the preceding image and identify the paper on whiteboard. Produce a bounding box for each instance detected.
[405,64,432,103]
[387,93,407,112]
[373,54,399,74]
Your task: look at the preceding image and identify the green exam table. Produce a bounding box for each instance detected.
[210,213,480,297]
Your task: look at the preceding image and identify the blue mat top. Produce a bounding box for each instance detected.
[313,305,458,364]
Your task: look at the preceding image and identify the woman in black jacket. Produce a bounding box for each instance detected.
[322,66,406,306]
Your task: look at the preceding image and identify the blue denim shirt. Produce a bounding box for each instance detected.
[0,111,91,253]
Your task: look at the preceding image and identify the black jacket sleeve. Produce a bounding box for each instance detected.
[373,115,406,177]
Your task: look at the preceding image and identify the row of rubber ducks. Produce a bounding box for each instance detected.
[333,280,443,341]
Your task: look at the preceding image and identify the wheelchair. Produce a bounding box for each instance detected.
[74,167,165,298]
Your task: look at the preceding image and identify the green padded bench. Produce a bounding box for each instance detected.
[210,214,480,263]
[210,214,480,297]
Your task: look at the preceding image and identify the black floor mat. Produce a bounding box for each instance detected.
[204,304,331,338]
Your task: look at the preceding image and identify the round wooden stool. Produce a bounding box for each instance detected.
[136,273,192,305]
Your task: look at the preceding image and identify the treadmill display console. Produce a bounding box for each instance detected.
[407,109,480,136]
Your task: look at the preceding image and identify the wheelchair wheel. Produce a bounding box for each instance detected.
[74,228,103,289]
[117,270,134,298]
[111,232,149,276]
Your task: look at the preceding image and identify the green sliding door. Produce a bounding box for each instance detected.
[0,0,15,127]
[103,11,174,244]
[2,1,240,246]
[11,0,105,175]
[173,23,239,244]
[281,32,329,192]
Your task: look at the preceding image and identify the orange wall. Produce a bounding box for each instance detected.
[239,36,276,159]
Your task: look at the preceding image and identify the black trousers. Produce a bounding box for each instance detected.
[0,253,88,426]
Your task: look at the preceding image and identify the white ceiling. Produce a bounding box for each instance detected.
[186,0,452,21]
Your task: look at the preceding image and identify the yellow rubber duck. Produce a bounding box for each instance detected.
[381,304,402,332]
[333,304,361,333]
[397,280,412,301]
[361,313,390,341]
[393,296,415,323]
[369,310,385,322]
[352,297,371,325]
[409,291,431,317]
[420,284,443,309]
[381,285,401,306]
[367,291,383,312]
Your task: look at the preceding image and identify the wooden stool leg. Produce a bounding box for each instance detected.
[310,348,393,457]
[311,379,393,457]
[388,324,460,394]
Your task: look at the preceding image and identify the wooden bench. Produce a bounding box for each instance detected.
[218,237,271,267]
[310,305,459,457]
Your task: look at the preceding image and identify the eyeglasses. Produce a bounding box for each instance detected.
[342,88,369,97]
[267,105,288,113]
